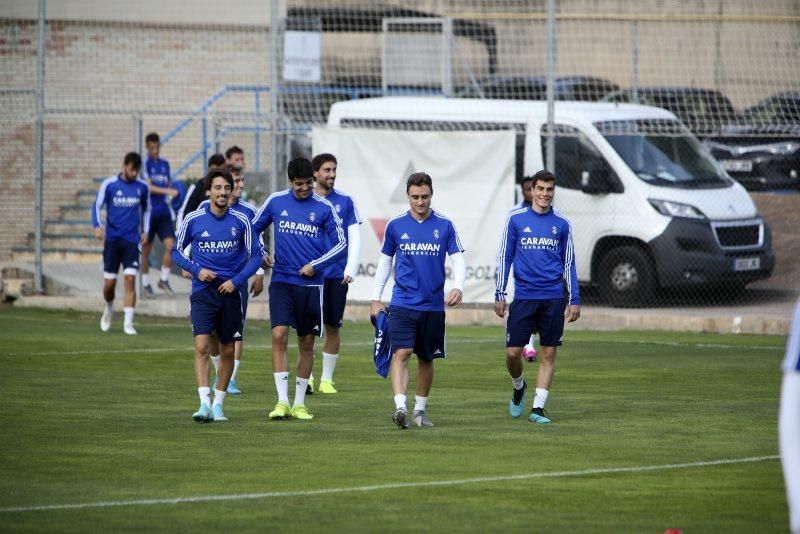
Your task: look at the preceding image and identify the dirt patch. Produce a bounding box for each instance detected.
[751,192,800,290]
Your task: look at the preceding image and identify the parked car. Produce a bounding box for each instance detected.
[455,75,619,102]
[601,87,736,138]
[703,92,800,191]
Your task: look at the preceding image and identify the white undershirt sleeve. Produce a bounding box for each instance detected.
[343,223,361,279]
[450,252,466,292]
[371,253,393,301]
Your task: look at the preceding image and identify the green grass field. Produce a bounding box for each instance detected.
[0,306,789,532]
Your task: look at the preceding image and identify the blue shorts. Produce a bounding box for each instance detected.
[268,281,322,337]
[506,298,566,348]
[322,278,349,328]
[103,238,140,275]
[189,282,244,344]
[388,306,446,362]
[147,212,176,242]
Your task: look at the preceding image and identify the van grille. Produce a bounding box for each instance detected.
[713,222,762,248]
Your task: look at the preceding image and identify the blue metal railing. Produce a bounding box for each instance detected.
[160,84,445,180]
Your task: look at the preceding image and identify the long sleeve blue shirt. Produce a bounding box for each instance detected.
[92,174,151,243]
[495,206,580,305]
[252,190,346,286]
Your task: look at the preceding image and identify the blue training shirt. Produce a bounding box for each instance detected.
[495,206,580,305]
[92,174,151,243]
[198,198,266,261]
[142,155,172,218]
[172,204,263,294]
[252,190,346,286]
[381,210,465,312]
[320,188,362,279]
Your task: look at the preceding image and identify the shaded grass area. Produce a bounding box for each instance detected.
[0,307,788,532]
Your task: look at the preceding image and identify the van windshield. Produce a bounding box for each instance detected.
[595,119,730,188]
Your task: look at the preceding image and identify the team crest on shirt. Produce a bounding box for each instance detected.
[552,226,558,235]
[309,211,316,222]
[231,226,238,238]
[335,204,341,213]
[433,229,440,239]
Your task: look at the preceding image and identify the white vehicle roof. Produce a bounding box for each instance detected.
[327,96,679,126]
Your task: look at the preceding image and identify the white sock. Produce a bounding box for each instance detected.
[231,360,240,381]
[104,301,114,314]
[210,355,221,374]
[526,336,536,350]
[212,389,226,407]
[321,352,338,382]
[512,374,525,390]
[160,266,170,282]
[414,395,428,412]
[274,372,289,403]
[123,307,134,326]
[533,388,549,410]
[294,377,309,406]
[198,386,211,408]
[142,273,151,286]
[394,394,407,411]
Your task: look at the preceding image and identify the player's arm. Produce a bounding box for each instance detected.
[494,215,517,317]
[92,181,107,241]
[170,218,202,278]
[342,222,361,284]
[446,252,466,307]
[306,203,346,274]
[561,222,581,322]
[229,218,264,290]
[369,253,393,318]
[139,184,151,245]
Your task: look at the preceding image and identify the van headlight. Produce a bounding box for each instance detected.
[648,199,706,219]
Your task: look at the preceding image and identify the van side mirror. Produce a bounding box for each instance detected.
[580,167,611,194]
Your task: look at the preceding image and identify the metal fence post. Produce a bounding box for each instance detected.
[255,90,262,172]
[545,0,555,174]
[34,0,46,293]
[201,112,208,176]
[631,21,639,104]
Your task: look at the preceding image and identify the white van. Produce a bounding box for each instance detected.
[324,97,774,306]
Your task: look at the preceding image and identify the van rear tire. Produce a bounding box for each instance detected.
[598,246,656,307]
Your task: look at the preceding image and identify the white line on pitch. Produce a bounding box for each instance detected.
[0,455,779,513]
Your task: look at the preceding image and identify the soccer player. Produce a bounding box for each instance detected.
[495,169,580,425]
[92,152,151,335]
[141,132,179,297]
[780,298,800,534]
[311,153,362,393]
[225,145,244,169]
[171,166,263,423]
[252,158,346,421]
[516,175,539,363]
[197,163,266,395]
[370,172,466,429]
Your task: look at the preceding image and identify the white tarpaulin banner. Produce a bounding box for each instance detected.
[312,127,516,304]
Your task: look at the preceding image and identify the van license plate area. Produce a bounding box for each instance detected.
[734,257,760,271]
[720,160,753,173]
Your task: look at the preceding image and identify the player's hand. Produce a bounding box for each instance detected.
[218,280,235,294]
[181,269,192,279]
[262,256,274,269]
[494,299,507,318]
[299,263,315,277]
[140,232,149,245]
[250,275,264,297]
[341,275,353,285]
[94,227,105,241]
[565,304,581,323]
[198,268,217,282]
[369,300,385,320]
[445,288,462,308]
[168,188,179,197]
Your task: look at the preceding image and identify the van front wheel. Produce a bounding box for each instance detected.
[598,247,656,307]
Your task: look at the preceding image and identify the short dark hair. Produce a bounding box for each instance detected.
[225,145,244,160]
[123,152,142,170]
[312,153,337,172]
[204,167,233,191]
[520,175,534,187]
[145,132,160,145]
[406,172,433,193]
[287,158,314,181]
[532,170,556,188]
[207,153,226,169]
[220,163,243,176]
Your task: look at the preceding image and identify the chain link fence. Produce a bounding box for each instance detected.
[1,0,797,306]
